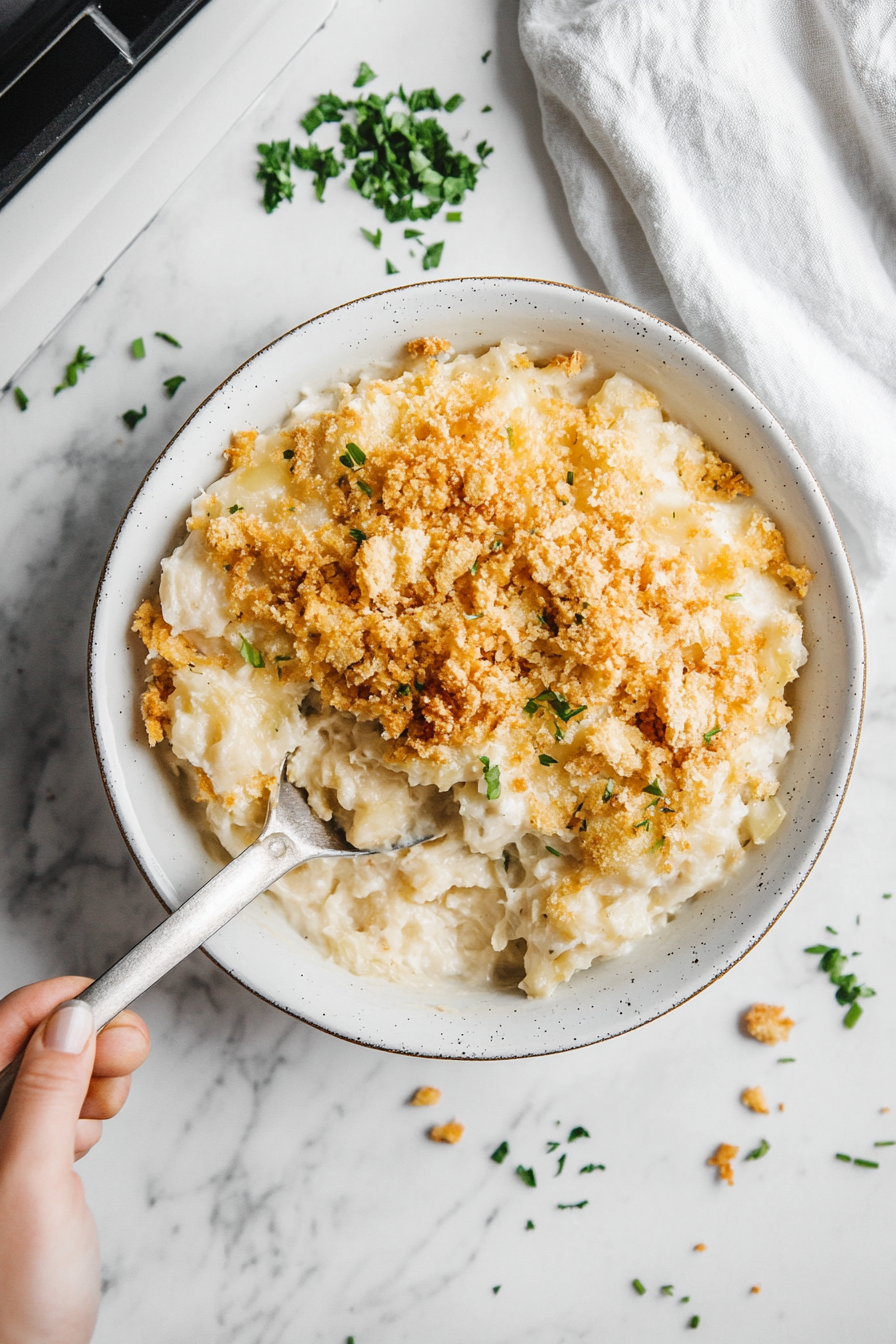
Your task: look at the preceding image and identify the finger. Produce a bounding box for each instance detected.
[74,1118,103,1161]
[91,1011,151,1078]
[0,1000,96,1173]
[81,1074,130,1121]
[0,977,92,1067]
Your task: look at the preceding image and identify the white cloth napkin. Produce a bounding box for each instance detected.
[519,0,896,590]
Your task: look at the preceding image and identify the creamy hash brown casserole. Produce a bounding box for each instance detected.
[134,339,810,998]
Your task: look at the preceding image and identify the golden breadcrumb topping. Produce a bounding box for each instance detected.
[741,1085,770,1114]
[410,1086,441,1107]
[743,1004,794,1045]
[708,1142,739,1185]
[428,1121,464,1144]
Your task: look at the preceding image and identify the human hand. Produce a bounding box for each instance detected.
[0,977,151,1344]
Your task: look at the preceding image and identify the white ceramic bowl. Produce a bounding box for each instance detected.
[89,277,864,1059]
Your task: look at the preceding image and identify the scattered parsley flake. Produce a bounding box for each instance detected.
[632,1279,646,1296]
[835,1153,852,1162]
[292,142,341,201]
[568,1127,589,1142]
[423,241,445,270]
[558,1200,588,1209]
[349,528,367,544]
[361,226,382,248]
[778,1057,796,1063]
[874,1141,896,1147]
[884,892,892,899]
[492,1285,501,1295]
[516,1165,536,1188]
[806,941,875,1027]
[122,405,147,430]
[353,61,377,87]
[339,441,366,468]
[131,337,145,359]
[703,725,722,744]
[854,1158,879,1168]
[477,139,495,162]
[689,1316,700,1329]
[538,754,557,766]
[725,592,741,600]
[567,470,574,484]
[228,504,243,514]
[490,1140,509,1164]
[481,104,492,112]
[643,778,664,798]
[256,140,294,211]
[633,819,650,832]
[356,479,373,497]
[163,375,186,398]
[744,1138,770,1161]
[602,780,615,802]
[273,654,292,662]
[13,387,28,411]
[555,1153,566,1176]
[54,345,94,393]
[661,1285,674,1296]
[444,93,464,112]
[283,448,294,459]
[479,755,501,801]
[404,227,424,239]
[651,836,666,851]
[386,259,399,274]
[580,1163,605,1172]
[239,636,265,668]
[396,683,411,696]
[481,49,492,62]
[154,331,181,347]
[446,210,461,221]
[826,925,838,935]
[525,1219,535,1230]
[545,843,561,856]
[546,1141,561,1152]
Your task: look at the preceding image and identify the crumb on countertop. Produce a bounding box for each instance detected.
[741,1085,770,1115]
[743,1003,794,1044]
[778,1102,785,1112]
[429,1121,464,1144]
[409,1086,441,1106]
[694,1243,707,1252]
[708,1143,739,1186]
[751,1285,761,1295]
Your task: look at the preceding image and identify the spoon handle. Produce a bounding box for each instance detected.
[0,829,304,1118]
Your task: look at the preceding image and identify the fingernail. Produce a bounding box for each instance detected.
[44,1000,94,1055]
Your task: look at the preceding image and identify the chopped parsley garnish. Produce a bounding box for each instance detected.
[546,1141,561,1152]
[481,49,492,62]
[492,1285,501,1294]
[632,1279,646,1296]
[423,241,445,270]
[405,227,424,239]
[154,331,182,347]
[163,375,186,398]
[703,725,722,744]
[122,405,147,430]
[292,143,341,201]
[283,448,294,459]
[516,1164,536,1187]
[479,755,501,800]
[54,345,94,393]
[257,140,295,211]
[568,1126,589,1142]
[13,387,28,411]
[553,723,564,742]
[744,1138,770,1161]
[361,226,382,248]
[131,337,145,359]
[228,503,243,514]
[651,836,666,851]
[386,259,399,274]
[506,425,515,447]
[525,1219,534,1230]
[854,1158,879,1168]
[567,470,574,485]
[477,139,495,162]
[642,778,664,798]
[397,683,411,695]
[835,1152,852,1162]
[273,654,292,662]
[778,1057,796,1063]
[339,441,367,468]
[523,687,586,724]
[602,780,615,803]
[470,560,479,575]
[444,93,464,112]
[538,754,557,766]
[238,636,265,668]
[826,925,838,934]
[874,1141,896,1147]
[885,892,892,899]
[353,61,377,87]
[633,819,650,831]
[574,613,584,625]
[805,942,876,1027]
[555,1153,566,1176]
[349,528,367,544]
[446,210,461,221]
[490,1140,509,1164]
[688,1316,700,1329]
[482,105,492,112]
[580,1163,605,1172]
[725,593,741,600]
[557,1200,588,1209]
[661,1285,674,1296]
[356,479,373,497]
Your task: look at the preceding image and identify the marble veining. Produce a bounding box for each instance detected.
[2,1,895,1340]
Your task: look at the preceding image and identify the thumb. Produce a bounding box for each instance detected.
[0,1000,96,1171]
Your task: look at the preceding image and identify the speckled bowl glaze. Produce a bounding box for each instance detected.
[89,277,864,1059]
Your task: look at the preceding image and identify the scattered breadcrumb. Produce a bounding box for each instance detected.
[406,335,453,359]
[429,1121,464,1144]
[708,1143,739,1186]
[741,1085,769,1115]
[778,1103,785,1112]
[694,1243,706,1252]
[882,1107,891,1114]
[410,1086,441,1106]
[751,1285,761,1295]
[743,1004,794,1044]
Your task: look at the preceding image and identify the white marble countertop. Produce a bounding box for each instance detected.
[2,2,895,1340]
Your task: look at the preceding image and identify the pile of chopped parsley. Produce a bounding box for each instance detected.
[804,937,876,1028]
[256,62,493,272]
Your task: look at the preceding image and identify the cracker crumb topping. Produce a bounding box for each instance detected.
[429,1121,464,1144]
[707,1143,739,1185]
[743,1004,794,1045]
[410,1086,441,1107]
[741,1085,770,1114]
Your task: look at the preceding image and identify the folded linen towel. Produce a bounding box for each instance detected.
[520,0,896,589]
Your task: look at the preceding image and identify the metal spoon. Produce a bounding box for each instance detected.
[0,761,435,1115]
